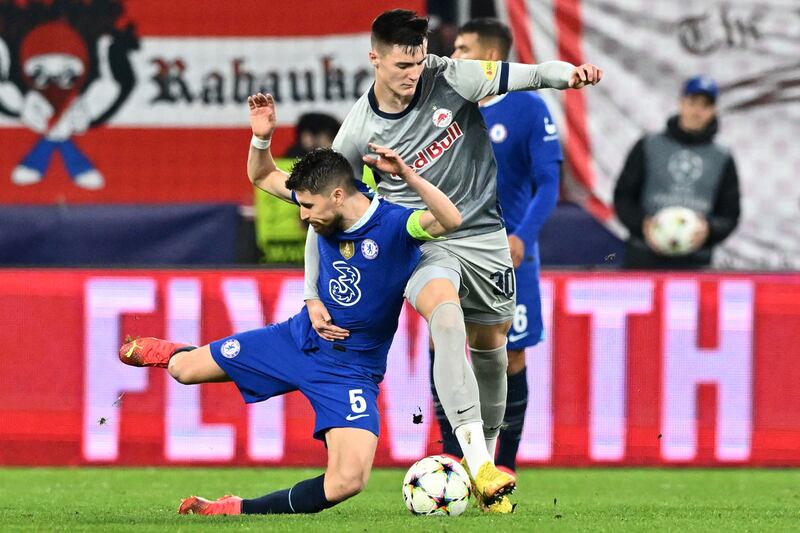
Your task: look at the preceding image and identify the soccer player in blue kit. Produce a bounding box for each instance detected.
[117,93,461,516]
[428,19,564,472]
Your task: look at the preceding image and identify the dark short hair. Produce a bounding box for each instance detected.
[371,9,429,53]
[458,18,513,60]
[285,148,356,195]
[296,112,341,138]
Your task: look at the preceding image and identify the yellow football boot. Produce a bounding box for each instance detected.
[461,459,517,513]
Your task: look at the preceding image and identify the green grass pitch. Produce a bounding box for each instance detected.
[1,467,798,531]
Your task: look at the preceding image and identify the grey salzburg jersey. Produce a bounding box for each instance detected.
[333,54,516,239]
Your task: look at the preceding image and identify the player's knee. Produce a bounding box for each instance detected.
[468,321,511,350]
[327,468,368,501]
[507,349,526,375]
[415,279,459,320]
[167,355,197,384]
[429,302,465,343]
[471,344,508,373]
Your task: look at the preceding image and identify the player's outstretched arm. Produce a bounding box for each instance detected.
[247,93,293,203]
[507,61,603,91]
[443,56,602,102]
[363,143,461,237]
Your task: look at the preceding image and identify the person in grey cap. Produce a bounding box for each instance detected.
[614,75,741,269]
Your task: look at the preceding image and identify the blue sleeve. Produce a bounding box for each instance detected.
[526,94,563,164]
[511,96,562,244]
[397,206,422,247]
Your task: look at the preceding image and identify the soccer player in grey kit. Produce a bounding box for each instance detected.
[263,9,601,513]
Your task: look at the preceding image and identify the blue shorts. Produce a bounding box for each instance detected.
[210,319,380,441]
[507,252,545,351]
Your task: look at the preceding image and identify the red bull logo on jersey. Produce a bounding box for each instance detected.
[411,122,463,173]
[431,107,452,128]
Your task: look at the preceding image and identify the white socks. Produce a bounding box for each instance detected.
[455,422,492,474]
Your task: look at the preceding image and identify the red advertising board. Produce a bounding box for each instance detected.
[1,269,800,467]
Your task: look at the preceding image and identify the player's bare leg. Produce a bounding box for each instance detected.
[167,346,231,384]
[323,427,378,502]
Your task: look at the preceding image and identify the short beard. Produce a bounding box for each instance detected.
[314,213,345,237]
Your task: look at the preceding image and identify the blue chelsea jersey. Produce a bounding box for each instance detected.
[290,196,421,374]
[480,92,563,234]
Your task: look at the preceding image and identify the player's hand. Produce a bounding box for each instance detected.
[362,143,412,179]
[306,298,350,341]
[689,214,709,251]
[248,92,276,141]
[508,234,525,268]
[569,63,603,89]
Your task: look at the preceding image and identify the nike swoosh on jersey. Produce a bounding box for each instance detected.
[508,332,530,343]
[345,413,370,421]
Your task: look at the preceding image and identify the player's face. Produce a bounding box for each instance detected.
[372,43,426,98]
[452,33,486,60]
[296,189,345,237]
[678,94,716,133]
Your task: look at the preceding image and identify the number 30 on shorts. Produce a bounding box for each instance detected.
[490,267,516,299]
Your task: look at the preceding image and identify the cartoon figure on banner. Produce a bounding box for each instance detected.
[0,1,138,190]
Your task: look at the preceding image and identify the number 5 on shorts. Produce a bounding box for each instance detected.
[349,388,367,414]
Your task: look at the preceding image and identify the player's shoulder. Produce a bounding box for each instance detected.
[372,199,415,229]
[424,53,449,73]
[336,93,372,145]
[376,198,413,218]
[341,92,371,125]
[423,54,464,85]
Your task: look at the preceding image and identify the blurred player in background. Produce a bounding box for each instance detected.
[283,112,342,158]
[426,18,563,473]
[254,112,343,264]
[118,93,461,516]
[283,9,602,512]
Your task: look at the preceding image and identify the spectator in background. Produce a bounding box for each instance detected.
[253,112,342,264]
[283,112,341,158]
[613,75,741,269]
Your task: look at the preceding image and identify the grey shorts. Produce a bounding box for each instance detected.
[405,228,516,325]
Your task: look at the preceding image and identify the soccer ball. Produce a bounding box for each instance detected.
[402,455,471,516]
[648,206,703,256]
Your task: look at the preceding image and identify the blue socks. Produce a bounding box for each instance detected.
[496,367,529,471]
[241,474,334,514]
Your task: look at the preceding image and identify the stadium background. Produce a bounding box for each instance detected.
[1,0,798,469]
